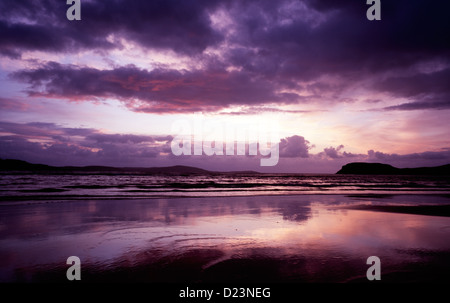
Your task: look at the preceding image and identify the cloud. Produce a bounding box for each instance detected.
[0,121,172,166]
[0,121,61,138]
[0,121,314,166]
[372,68,450,110]
[322,145,344,159]
[2,121,450,170]
[86,134,157,144]
[315,145,360,159]
[11,62,302,113]
[216,0,450,113]
[0,0,224,58]
[0,121,98,139]
[0,97,30,111]
[381,98,450,111]
[225,0,450,78]
[367,149,450,162]
[279,135,312,158]
[1,1,450,172]
[3,0,450,113]
[218,106,320,115]
[374,68,450,98]
[313,146,450,167]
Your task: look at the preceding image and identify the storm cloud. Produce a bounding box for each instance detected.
[4,0,449,113]
[0,0,224,57]
[11,62,302,113]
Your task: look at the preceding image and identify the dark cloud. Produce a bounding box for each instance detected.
[0,121,172,166]
[365,149,450,169]
[0,20,66,58]
[305,0,359,12]
[0,121,59,137]
[279,135,312,158]
[368,149,450,162]
[2,0,450,171]
[311,146,450,167]
[222,0,450,79]
[0,1,111,57]
[0,136,75,165]
[62,127,100,137]
[373,68,450,110]
[86,134,156,144]
[11,62,302,113]
[0,121,98,138]
[218,0,450,109]
[375,68,450,98]
[381,98,450,111]
[0,0,224,58]
[3,0,450,112]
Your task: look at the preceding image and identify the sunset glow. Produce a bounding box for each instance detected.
[0,0,449,172]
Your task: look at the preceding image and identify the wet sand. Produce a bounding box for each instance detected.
[1,195,450,283]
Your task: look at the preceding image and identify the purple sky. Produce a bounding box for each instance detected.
[0,0,449,173]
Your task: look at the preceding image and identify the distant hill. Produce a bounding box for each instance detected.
[0,159,212,175]
[0,159,52,171]
[336,162,450,175]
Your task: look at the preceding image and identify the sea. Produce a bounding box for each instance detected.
[1,172,450,199]
[1,172,450,286]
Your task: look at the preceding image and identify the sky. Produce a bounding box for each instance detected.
[0,0,449,173]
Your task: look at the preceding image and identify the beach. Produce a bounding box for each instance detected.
[1,193,450,283]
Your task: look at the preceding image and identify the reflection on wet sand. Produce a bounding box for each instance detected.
[1,195,450,282]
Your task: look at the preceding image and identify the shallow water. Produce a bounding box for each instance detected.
[1,194,450,282]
